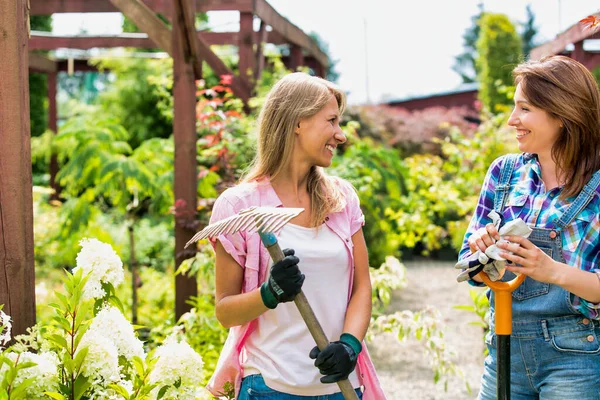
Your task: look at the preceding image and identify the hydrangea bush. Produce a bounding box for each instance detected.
[0,239,206,400]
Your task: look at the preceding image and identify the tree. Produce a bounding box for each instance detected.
[54,111,174,324]
[521,4,539,59]
[476,13,523,113]
[309,32,340,83]
[453,3,484,84]
[455,4,538,83]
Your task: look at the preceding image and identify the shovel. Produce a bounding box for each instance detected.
[186,206,360,400]
[478,271,525,400]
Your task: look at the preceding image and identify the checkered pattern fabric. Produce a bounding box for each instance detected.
[459,154,600,319]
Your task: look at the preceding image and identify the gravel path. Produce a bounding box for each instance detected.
[368,258,488,400]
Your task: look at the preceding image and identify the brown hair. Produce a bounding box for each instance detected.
[243,72,347,227]
[512,55,600,198]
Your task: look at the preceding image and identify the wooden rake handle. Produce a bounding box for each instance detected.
[260,232,360,400]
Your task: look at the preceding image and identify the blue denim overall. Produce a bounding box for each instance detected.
[478,155,600,399]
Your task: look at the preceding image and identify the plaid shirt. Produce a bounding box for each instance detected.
[460,153,600,319]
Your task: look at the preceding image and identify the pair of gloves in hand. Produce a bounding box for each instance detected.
[259,248,361,383]
[455,211,533,282]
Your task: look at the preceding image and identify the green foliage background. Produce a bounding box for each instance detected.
[476,13,523,113]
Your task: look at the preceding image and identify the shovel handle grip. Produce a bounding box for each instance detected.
[478,272,526,335]
[261,232,360,400]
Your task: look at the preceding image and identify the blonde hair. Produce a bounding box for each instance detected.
[243,72,347,227]
[513,55,600,198]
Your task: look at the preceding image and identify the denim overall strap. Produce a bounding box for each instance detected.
[554,170,600,230]
[493,154,519,213]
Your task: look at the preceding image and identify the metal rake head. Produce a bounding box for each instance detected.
[184,206,304,248]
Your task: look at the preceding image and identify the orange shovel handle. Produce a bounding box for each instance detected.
[478,273,526,335]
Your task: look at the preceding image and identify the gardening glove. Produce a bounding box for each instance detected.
[309,333,362,384]
[456,211,532,283]
[260,248,304,309]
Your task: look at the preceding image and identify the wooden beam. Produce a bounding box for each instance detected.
[238,12,255,82]
[193,33,251,101]
[47,72,62,201]
[28,52,57,73]
[530,12,600,60]
[106,0,249,101]
[175,0,202,79]
[173,0,198,320]
[29,30,287,51]
[0,0,36,338]
[109,0,173,53]
[253,0,328,68]
[289,44,303,72]
[31,0,254,15]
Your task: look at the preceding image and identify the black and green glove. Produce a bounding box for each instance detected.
[260,248,304,309]
[309,333,362,383]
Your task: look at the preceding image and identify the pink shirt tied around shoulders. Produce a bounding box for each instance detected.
[206,177,387,400]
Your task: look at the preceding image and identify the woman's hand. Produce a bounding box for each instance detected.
[498,236,563,284]
[468,223,501,253]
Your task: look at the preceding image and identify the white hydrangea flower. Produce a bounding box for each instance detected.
[76,328,121,385]
[73,238,124,300]
[149,335,204,400]
[0,351,59,399]
[88,306,145,360]
[0,309,11,347]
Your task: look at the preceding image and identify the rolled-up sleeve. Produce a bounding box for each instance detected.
[458,157,504,287]
[343,180,365,236]
[209,193,247,269]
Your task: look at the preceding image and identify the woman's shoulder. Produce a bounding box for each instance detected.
[488,153,527,177]
[213,181,261,213]
[329,176,357,194]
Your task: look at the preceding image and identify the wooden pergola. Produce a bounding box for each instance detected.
[1,0,327,337]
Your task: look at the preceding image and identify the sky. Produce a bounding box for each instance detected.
[50,0,600,105]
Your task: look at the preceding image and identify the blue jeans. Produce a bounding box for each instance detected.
[478,316,600,399]
[238,374,363,400]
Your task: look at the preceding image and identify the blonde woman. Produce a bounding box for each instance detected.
[206,73,386,400]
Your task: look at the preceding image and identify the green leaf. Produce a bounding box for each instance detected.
[157,385,170,399]
[108,384,130,400]
[8,377,36,399]
[48,334,68,350]
[73,374,92,400]
[132,356,145,378]
[44,393,67,400]
[73,346,89,371]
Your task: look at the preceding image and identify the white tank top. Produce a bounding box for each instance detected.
[242,223,360,395]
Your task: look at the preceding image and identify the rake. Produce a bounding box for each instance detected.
[185,206,360,400]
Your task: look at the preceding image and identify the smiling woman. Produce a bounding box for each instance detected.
[457,55,600,400]
[204,72,387,400]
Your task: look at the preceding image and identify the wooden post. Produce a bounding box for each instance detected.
[290,44,303,72]
[172,0,198,320]
[254,19,267,83]
[572,40,586,64]
[48,71,61,201]
[239,12,254,83]
[0,0,36,336]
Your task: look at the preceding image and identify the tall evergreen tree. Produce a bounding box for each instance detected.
[455,4,538,83]
[453,3,483,84]
[521,4,539,59]
[476,13,523,113]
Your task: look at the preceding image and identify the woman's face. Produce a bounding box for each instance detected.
[507,82,562,158]
[294,94,346,168]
